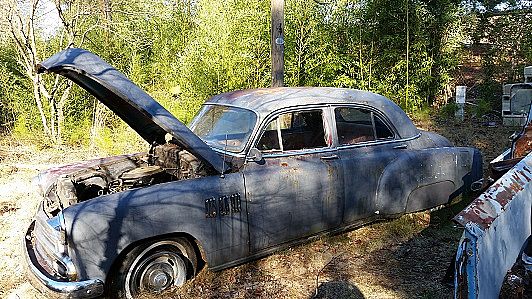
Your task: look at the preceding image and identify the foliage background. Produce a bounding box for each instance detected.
[0,0,531,149]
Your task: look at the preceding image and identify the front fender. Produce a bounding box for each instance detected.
[376,147,482,215]
[62,172,247,281]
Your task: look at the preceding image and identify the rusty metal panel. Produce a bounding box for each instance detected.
[514,121,532,158]
[454,153,532,299]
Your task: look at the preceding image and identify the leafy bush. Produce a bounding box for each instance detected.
[474,98,492,118]
[439,103,459,119]
[0,0,470,147]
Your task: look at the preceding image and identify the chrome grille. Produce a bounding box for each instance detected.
[33,212,74,280]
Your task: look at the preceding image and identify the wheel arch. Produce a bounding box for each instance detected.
[376,147,480,216]
[103,231,206,291]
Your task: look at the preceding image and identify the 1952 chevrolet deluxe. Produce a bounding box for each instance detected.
[23,48,482,299]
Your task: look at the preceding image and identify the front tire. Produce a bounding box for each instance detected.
[109,238,197,299]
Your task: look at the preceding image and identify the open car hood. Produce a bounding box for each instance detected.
[37,48,228,173]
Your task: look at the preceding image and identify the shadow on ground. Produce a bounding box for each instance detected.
[311,281,365,299]
[352,195,475,299]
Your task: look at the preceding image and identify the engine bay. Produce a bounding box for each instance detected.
[43,142,211,216]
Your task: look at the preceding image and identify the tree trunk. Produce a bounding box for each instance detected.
[32,75,51,137]
[90,102,106,148]
[56,82,72,144]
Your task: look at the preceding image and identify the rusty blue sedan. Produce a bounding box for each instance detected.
[24,48,482,299]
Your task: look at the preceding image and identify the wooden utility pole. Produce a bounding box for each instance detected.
[405,0,409,109]
[271,0,284,87]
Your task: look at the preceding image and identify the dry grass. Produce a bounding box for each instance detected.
[0,140,103,299]
[137,210,457,299]
[0,115,517,299]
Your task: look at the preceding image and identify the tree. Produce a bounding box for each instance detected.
[178,0,270,120]
[464,0,532,107]
[0,0,475,145]
[2,0,97,143]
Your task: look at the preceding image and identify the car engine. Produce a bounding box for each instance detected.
[43,141,211,216]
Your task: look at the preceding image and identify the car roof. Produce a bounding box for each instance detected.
[206,87,419,139]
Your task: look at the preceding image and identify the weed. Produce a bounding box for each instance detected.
[91,124,146,155]
[438,103,459,119]
[473,98,492,118]
[411,105,433,123]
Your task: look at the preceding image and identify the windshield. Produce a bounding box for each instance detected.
[189,105,257,153]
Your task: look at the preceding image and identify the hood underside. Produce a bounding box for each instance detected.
[37,48,228,173]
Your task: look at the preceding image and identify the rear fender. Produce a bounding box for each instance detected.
[376,147,482,215]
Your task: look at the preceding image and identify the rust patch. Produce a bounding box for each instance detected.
[0,202,18,215]
[513,121,532,158]
[521,165,532,181]
[455,158,532,230]
[458,199,497,229]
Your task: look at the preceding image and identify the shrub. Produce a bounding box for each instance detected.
[439,103,459,119]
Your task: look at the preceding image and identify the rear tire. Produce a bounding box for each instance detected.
[109,238,197,299]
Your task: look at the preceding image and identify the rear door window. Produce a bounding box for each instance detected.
[335,107,394,145]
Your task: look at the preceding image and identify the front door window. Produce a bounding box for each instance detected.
[257,110,329,153]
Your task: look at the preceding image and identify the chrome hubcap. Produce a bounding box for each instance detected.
[140,258,177,292]
[125,246,187,299]
[152,272,169,289]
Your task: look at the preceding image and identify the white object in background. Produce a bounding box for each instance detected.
[455,86,466,121]
[456,86,466,104]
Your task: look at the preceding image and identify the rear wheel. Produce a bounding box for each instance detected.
[110,238,197,299]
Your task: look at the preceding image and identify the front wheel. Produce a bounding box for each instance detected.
[109,238,197,299]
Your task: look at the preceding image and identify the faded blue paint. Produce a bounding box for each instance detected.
[37,48,229,174]
[454,153,532,299]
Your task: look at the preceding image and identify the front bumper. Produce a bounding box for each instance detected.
[23,221,104,299]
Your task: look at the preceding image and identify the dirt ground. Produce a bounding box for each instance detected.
[0,115,517,299]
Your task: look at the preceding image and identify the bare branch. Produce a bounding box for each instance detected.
[79,23,103,46]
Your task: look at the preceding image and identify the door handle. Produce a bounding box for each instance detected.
[321,154,339,160]
[393,144,407,149]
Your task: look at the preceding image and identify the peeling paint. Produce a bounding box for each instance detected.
[454,153,532,299]
[513,121,532,158]
[455,160,532,231]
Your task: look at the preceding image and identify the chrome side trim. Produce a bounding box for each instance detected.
[211,147,246,158]
[336,132,421,150]
[257,132,422,159]
[261,147,337,158]
[491,148,511,164]
[24,221,104,299]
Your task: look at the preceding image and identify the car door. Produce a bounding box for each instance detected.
[243,107,344,253]
[332,106,403,223]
